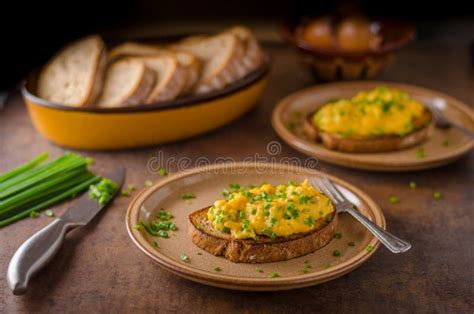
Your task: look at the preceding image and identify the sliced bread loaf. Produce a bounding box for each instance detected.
[129,56,187,103]
[109,42,200,94]
[96,59,155,108]
[37,35,107,107]
[171,33,244,94]
[108,42,166,60]
[224,26,264,74]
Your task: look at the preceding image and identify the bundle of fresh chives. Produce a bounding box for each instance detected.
[0,152,101,228]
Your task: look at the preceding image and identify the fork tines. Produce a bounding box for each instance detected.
[311,177,344,203]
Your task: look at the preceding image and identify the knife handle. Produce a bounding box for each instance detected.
[7,218,80,295]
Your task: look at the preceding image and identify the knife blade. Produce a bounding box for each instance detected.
[6,168,125,295]
[60,167,125,225]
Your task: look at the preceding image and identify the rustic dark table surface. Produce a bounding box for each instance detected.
[1,23,473,313]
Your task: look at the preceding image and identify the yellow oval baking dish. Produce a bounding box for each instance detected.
[22,54,269,150]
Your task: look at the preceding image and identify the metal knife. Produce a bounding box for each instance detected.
[6,168,125,295]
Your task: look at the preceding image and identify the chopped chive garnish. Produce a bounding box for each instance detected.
[133,224,141,230]
[416,147,426,159]
[158,168,168,177]
[139,209,176,238]
[269,272,279,278]
[197,252,202,255]
[180,254,190,262]
[409,181,417,189]
[433,191,442,200]
[29,211,38,218]
[334,232,342,239]
[366,245,374,252]
[44,210,54,217]
[304,216,315,226]
[157,209,173,221]
[256,267,263,273]
[158,230,169,238]
[229,183,240,190]
[181,193,196,201]
[144,180,153,187]
[152,241,158,248]
[332,250,341,257]
[213,266,222,272]
[88,178,118,205]
[302,261,311,273]
[389,196,398,204]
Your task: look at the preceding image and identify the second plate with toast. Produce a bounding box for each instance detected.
[272,81,473,171]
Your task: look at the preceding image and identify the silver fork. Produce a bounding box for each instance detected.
[312,177,411,253]
[427,98,474,139]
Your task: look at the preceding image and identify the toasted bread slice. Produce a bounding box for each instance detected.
[188,206,337,263]
[223,26,264,74]
[37,35,107,107]
[303,110,433,153]
[171,33,245,94]
[96,59,155,108]
[108,42,165,60]
[127,56,186,104]
[108,42,201,93]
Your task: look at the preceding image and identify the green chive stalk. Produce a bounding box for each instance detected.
[0,170,93,217]
[0,153,75,192]
[0,154,89,199]
[0,152,100,228]
[0,176,101,228]
[0,152,48,183]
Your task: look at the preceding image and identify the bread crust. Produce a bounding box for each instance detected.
[96,60,155,108]
[303,110,433,153]
[224,26,264,75]
[189,207,337,263]
[171,33,243,94]
[87,49,107,106]
[108,43,201,94]
[124,56,186,104]
[121,65,155,107]
[146,59,186,103]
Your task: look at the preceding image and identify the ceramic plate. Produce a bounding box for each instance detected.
[272,81,473,171]
[126,163,385,291]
